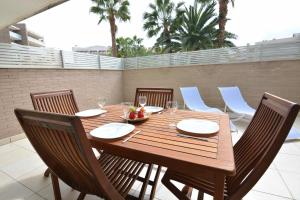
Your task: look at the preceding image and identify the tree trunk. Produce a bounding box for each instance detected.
[218,0,228,48]
[163,25,172,53]
[109,15,117,57]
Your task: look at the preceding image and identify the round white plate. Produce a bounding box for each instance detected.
[75,109,107,118]
[90,123,135,140]
[137,106,164,113]
[177,119,219,135]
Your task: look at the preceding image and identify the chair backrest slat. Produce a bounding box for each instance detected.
[15,109,125,200]
[134,88,174,108]
[31,89,79,115]
[227,93,299,200]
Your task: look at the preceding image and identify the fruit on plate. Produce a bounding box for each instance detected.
[129,111,136,120]
[129,106,136,112]
[137,110,144,118]
[140,107,145,112]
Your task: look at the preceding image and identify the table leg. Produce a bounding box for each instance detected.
[214,174,225,200]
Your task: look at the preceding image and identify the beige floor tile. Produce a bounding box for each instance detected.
[37,179,80,200]
[13,138,36,152]
[279,142,300,155]
[0,143,20,156]
[274,153,300,174]
[253,169,292,198]
[244,190,292,200]
[1,151,45,179]
[24,193,46,200]
[0,146,36,168]
[0,171,34,200]
[17,165,51,193]
[279,170,300,199]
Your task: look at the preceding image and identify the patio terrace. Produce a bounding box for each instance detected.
[1,42,300,200]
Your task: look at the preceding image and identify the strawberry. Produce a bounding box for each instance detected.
[129,112,136,120]
[137,110,144,118]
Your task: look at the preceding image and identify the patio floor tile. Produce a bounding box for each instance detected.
[274,153,300,174]
[244,190,292,200]
[253,169,292,198]
[279,170,300,199]
[17,165,51,193]
[13,138,36,153]
[0,171,34,200]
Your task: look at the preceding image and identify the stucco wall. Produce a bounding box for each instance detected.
[123,60,300,110]
[0,68,123,139]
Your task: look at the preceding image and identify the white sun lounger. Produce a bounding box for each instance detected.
[218,86,255,119]
[218,86,300,140]
[180,87,237,132]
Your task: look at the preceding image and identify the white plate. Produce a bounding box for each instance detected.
[177,119,219,135]
[90,123,135,140]
[75,109,107,118]
[137,106,164,113]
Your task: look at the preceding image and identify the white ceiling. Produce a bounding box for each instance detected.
[0,0,68,30]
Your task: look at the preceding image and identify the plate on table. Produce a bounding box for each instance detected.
[176,118,219,137]
[137,106,164,113]
[90,123,135,140]
[75,109,107,118]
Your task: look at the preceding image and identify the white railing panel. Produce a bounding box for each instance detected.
[0,43,61,68]
[124,39,300,69]
[62,51,99,69]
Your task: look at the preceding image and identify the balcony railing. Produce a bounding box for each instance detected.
[0,38,299,70]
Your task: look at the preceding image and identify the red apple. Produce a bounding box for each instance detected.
[129,112,136,120]
[137,111,144,118]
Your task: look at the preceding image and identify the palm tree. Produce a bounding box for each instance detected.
[218,0,234,47]
[90,0,130,57]
[143,0,184,53]
[168,1,218,51]
[164,1,236,52]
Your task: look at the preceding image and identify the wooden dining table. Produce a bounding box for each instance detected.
[82,105,236,200]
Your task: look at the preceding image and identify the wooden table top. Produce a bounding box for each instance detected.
[82,105,236,176]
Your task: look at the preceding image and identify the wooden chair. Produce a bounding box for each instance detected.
[134,88,174,199]
[15,109,146,200]
[134,88,174,108]
[30,89,80,177]
[30,89,79,115]
[161,93,300,200]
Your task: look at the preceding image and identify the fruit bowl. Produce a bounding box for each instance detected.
[121,106,151,123]
[120,114,150,122]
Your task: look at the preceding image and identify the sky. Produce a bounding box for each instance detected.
[22,0,300,50]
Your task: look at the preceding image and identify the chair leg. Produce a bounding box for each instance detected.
[77,193,86,200]
[161,173,191,200]
[138,164,153,200]
[44,168,51,177]
[182,185,193,198]
[50,173,62,200]
[197,191,204,200]
[149,165,162,200]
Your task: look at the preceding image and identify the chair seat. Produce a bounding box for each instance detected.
[163,170,229,198]
[99,152,145,197]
